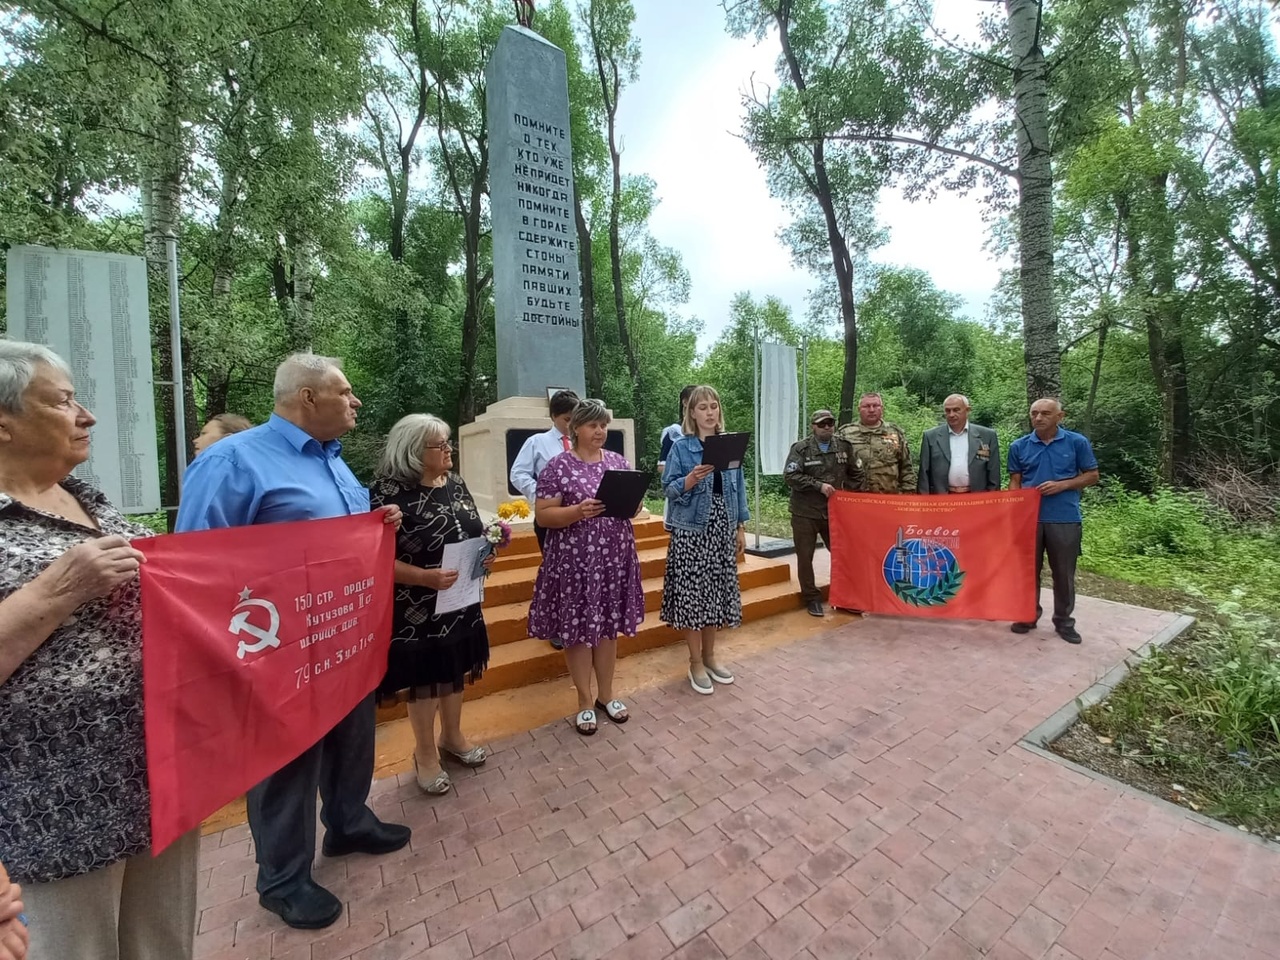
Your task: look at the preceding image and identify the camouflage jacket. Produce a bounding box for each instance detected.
[783,435,865,519]
[837,421,914,494]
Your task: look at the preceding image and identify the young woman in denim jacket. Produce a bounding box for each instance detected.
[660,385,749,695]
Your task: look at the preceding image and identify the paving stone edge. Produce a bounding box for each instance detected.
[1019,612,1278,847]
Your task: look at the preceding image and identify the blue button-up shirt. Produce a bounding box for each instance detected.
[1006,427,1098,523]
[175,413,369,531]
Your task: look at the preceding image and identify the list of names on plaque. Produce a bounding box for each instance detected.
[5,245,161,513]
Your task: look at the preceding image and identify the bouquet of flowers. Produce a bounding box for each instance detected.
[497,499,531,520]
[484,519,512,548]
[474,518,511,579]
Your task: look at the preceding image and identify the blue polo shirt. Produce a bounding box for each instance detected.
[1006,427,1098,523]
[176,413,369,531]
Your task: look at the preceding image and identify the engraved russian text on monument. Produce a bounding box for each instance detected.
[511,112,578,328]
[5,246,161,513]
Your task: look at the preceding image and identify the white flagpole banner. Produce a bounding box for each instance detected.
[6,245,161,513]
[759,342,799,475]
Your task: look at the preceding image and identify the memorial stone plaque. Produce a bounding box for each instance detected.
[486,25,587,399]
[6,245,162,513]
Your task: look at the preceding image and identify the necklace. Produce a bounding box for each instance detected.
[426,476,465,539]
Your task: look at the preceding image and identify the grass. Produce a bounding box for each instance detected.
[1056,487,1280,838]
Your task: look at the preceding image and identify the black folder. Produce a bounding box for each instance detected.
[595,469,650,519]
[700,432,751,471]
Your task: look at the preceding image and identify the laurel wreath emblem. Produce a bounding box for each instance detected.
[891,559,966,607]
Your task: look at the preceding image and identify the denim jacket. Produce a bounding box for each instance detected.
[661,434,750,532]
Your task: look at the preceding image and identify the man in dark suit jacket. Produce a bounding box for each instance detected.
[918,394,1001,494]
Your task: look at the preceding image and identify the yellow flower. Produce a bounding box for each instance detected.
[497,500,531,520]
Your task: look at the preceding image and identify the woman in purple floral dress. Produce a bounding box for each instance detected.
[528,399,645,734]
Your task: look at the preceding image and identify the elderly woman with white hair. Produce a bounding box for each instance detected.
[0,340,198,960]
[370,414,493,795]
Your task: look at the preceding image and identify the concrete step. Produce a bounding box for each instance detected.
[374,549,805,725]
[490,516,668,574]
[486,544,690,607]
[465,576,810,701]
[482,554,792,647]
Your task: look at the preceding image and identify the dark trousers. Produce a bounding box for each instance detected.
[791,514,830,603]
[1034,522,1083,629]
[246,693,379,898]
[534,522,547,552]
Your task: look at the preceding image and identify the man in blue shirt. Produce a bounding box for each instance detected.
[176,353,410,930]
[1007,398,1100,644]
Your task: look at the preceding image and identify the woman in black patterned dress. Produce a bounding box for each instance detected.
[370,414,493,795]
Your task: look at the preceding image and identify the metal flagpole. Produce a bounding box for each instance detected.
[801,336,809,431]
[165,232,188,490]
[753,334,761,550]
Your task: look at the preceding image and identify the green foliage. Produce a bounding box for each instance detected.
[1084,615,1280,832]
[1081,485,1280,610]
[1074,486,1280,833]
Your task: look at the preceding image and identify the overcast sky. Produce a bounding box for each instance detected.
[613,0,1010,348]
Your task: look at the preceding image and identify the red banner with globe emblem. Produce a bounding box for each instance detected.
[134,513,394,852]
[828,490,1040,621]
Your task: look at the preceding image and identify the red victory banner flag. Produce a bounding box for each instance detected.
[828,491,1041,622]
[135,513,394,852]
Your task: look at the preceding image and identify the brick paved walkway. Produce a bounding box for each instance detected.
[195,596,1280,960]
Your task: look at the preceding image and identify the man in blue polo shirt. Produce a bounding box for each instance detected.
[176,353,410,930]
[1007,398,1099,644]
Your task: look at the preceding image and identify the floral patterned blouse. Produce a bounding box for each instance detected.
[0,478,154,883]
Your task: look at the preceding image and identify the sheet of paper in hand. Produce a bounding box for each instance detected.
[435,537,486,616]
[595,469,650,519]
[700,432,751,471]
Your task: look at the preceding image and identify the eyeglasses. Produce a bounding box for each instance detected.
[426,440,454,452]
[814,420,835,427]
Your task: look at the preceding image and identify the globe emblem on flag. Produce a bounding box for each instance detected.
[882,527,966,606]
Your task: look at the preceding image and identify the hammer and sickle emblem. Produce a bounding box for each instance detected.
[229,587,282,660]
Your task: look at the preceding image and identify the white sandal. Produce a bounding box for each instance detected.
[595,699,629,723]
[573,709,597,736]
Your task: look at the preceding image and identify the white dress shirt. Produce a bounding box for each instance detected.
[947,425,970,489]
[510,426,571,501]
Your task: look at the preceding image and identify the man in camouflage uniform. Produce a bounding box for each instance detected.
[838,392,913,494]
[785,409,865,617]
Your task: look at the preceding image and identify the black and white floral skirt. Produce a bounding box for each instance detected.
[660,494,743,630]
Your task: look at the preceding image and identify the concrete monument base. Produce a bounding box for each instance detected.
[459,396,638,517]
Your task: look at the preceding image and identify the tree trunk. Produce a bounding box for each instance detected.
[458,143,490,426]
[290,235,316,351]
[270,243,294,320]
[1146,174,1192,485]
[207,371,231,419]
[574,187,604,398]
[773,8,859,423]
[1006,0,1059,404]
[1083,311,1108,438]
[605,121,647,460]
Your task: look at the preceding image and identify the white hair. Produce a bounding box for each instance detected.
[378,414,450,484]
[0,340,72,413]
[945,394,971,408]
[273,352,343,403]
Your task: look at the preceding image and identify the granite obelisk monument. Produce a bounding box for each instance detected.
[460,23,633,514]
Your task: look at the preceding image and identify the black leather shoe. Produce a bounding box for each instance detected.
[1057,626,1082,644]
[807,600,824,617]
[550,637,565,650]
[259,880,343,929]
[322,820,411,858]
[1010,621,1037,634]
